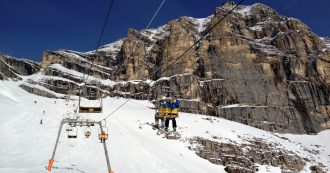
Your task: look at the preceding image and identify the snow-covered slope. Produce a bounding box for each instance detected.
[85,39,124,59]
[1,79,330,173]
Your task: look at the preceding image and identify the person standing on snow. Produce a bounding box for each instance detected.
[165,96,180,132]
[154,96,169,129]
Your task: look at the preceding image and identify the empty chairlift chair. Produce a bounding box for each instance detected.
[67,127,78,138]
[78,83,103,113]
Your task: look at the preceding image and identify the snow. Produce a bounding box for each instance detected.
[149,73,192,86]
[140,24,170,43]
[50,63,86,79]
[235,5,252,17]
[21,82,66,98]
[85,39,124,56]
[238,34,289,57]
[288,17,301,22]
[27,72,79,86]
[220,104,268,108]
[56,50,113,71]
[250,25,263,31]
[48,63,117,86]
[188,15,213,34]
[0,81,224,173]
[1,53,39,67]
[220,104,249,108]
[56,50,89,63]
[1,80,330,173]
[320,37,330,48]
[138,24,170,54]
[257,164,281,173]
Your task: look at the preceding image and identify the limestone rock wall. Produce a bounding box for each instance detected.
[0,54,40,80]
[9,3,330,134]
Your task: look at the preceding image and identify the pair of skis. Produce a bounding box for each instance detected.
[147,122,181,139]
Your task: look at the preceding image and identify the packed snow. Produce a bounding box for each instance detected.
[188,15,213,34]
[0,79,330,173]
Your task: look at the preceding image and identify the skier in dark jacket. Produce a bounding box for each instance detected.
[165,96,180,132]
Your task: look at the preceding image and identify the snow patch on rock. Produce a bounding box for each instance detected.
[85,39,124,57]
[188,15,213,34]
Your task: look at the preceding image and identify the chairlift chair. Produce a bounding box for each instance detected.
[78,83,103,113]
[67,127,78,138]
[98,127,108,142]
[84,127,91,138]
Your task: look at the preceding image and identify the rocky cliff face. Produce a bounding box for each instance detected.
[0,54,40,80]
[7,3,330,134]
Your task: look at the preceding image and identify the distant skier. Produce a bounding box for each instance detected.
[165,96,180,132]
[43,110,45,115]
[154,96,169,129]
[40,119,43,125]
[34,100,37,104]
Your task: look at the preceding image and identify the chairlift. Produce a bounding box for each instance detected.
[67,127,78,138]
[98,127,108,142]
[66,125,73,132]
[69,122,76,127]
[84,127,91,138]
[78,83,103,113]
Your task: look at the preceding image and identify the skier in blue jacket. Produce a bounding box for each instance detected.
[165,96,180,132]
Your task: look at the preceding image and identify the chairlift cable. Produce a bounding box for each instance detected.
[99,0,247,122]
[84,0,115,83]
[78,0,166,116]
[77,0,115,116]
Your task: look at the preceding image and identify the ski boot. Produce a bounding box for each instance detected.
[153,124,159,129]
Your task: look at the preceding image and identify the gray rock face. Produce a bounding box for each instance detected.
[19,83,59,98]
[190,137,309,173]
[109,80,151,100]
[41,50,112,80]
[5,3,329,134]
[0,54,40,80]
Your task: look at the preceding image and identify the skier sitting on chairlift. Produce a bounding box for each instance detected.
[154,96,169,129]
[165,96,180,132]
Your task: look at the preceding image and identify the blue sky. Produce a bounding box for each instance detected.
[0,0,329,61]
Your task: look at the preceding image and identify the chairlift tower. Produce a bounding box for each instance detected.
[47,118,113,173]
